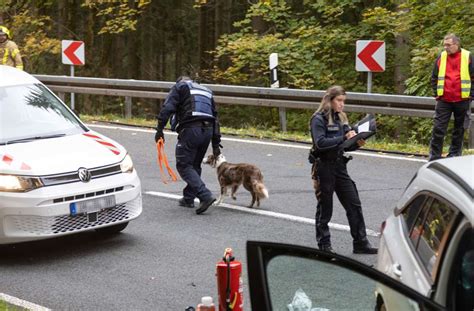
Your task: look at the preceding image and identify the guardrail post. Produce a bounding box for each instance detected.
[125,96,132,119]
[279,107,287,132]
[57,92,66,102]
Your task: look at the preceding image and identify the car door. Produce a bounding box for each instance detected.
[247,241,446,311]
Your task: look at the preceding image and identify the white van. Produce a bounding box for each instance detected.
[0,65,142,244]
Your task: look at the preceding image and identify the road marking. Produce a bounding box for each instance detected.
[88,123,427,163]
[146,191,379,237]
[0,293,50,311]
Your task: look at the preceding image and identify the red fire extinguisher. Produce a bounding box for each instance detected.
[216,248,243,311]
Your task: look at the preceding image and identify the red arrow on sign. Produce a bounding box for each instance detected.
[357,41,384,71]
[64,41,83,65]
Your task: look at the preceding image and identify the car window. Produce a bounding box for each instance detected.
[266,254,416,310]
[247,241,446,311]
[417,198,456,279]
[402,194,427,233]
[0,83,85,144]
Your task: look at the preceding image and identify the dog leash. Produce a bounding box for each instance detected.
[156,138,178,184]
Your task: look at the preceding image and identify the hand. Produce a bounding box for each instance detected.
[357,139,366,147]
[213,146,221,157]
[155,129,164,143]
[345,130,356,140]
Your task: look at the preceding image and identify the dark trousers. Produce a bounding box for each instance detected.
[175,127,214,203]
[313,159,369,248]
[429,100,470,161]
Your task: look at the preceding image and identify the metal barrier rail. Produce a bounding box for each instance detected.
[34,75,474,147]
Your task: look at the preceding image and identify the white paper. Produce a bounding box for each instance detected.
[358,121,370,133]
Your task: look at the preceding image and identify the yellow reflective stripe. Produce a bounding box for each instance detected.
[437,51,447,96]
[11,48,19,58]
[460,49,471,98]
[2,49,8,65]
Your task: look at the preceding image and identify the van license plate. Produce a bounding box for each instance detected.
[70,196,116,216]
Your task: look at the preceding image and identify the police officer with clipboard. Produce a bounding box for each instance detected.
[309,85,377,254]
[155,76,221,215]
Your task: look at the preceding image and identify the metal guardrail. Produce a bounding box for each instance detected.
[34,75,474,147]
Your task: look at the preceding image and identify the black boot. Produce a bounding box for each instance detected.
[196,197,216,215]
[353,242,378,254]
[178,198,195,208]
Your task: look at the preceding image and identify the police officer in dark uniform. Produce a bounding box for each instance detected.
[309,85,377,254]
[155,76,221,215]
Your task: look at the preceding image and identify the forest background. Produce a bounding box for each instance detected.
[0,0,473,151]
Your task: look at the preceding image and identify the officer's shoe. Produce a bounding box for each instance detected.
[353,244,378,254]
[319,245,334,253]
[178,198,195,208]
[196,197,216,215]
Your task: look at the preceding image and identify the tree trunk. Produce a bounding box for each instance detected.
[127,4,139,79]
[394,0,409,94]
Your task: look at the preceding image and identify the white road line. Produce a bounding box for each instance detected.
[88,123,427,163]
[146,191,379,237]
[0,293,50,311]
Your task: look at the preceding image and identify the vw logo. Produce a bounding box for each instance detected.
[78,167,92,183]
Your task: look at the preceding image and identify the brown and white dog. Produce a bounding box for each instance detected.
[203,154,269,208]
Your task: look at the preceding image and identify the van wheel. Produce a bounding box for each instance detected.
[95,222,129,234]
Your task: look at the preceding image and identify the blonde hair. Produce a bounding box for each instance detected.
[313,85,348,125]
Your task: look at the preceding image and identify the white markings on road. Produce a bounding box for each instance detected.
[146,191,379,237]
[87,123,427,163]
[0,293,50,311]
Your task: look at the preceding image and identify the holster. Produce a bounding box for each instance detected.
[311,160,321,202]
[308,146,320,164]
[342,155,353,164]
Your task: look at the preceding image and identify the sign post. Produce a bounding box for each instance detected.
[62,40,85,110]
[356,40,385,93]
[269,53,286,131]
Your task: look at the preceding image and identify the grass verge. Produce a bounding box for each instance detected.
[81,114,474,156]
[0,300,26,311]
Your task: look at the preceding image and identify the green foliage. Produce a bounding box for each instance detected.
[211,0,402,93]
[82,1,151,35]
[400,0,474,95]
[210,0,472,147]
[9,10,61,72]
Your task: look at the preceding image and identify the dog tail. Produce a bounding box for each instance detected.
[255,182,269,199]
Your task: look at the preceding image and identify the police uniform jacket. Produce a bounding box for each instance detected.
[157,80,221,147]
[310,111,358,161]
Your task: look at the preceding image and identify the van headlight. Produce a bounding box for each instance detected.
[0,175,43,192]
[120,154,134,173]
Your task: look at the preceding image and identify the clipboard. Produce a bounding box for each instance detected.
[341,114,377,150]
[341,131,376,149]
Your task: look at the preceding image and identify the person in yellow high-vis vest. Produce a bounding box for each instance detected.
[0,26,23,70]
[429,34,473,161]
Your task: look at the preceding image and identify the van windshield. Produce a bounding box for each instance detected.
[0,83,86,145]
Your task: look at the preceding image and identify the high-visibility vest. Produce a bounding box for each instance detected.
[437,48,471,98]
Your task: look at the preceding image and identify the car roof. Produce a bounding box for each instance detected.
[0,65,39,87]
[425,155,473,220]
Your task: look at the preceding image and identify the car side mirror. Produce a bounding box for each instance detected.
[247,241,446,311]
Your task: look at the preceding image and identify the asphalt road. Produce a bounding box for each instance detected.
[0,123,426,310]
